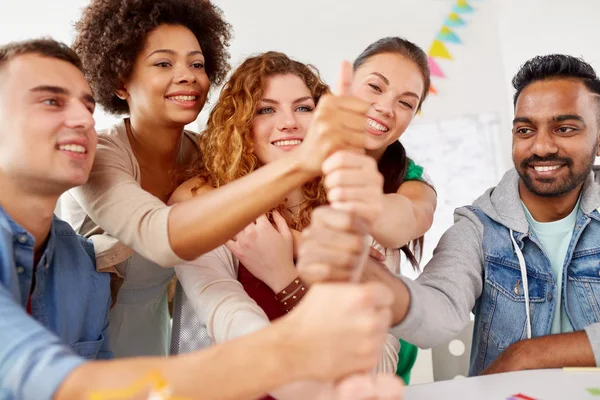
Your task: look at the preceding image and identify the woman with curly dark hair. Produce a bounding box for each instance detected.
[59,0,371,358]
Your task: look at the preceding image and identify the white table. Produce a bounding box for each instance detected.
[405,369,600,399]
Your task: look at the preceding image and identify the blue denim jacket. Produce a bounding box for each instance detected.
[392,168,600,375]
[0,206,111,400]
[468,203,600,374]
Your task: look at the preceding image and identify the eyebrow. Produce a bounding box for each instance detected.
[553,114,585,124]
[513,114,586,125]
[260,96,313,104]
[146,49,204,59]
[369,72,420,100]
[30,85,95,107]
[513,116,532,125]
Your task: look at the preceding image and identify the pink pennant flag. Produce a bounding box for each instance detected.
[428,57,445,78]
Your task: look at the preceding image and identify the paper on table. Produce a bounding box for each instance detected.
[587,388,600,396]
[507,393,538,400]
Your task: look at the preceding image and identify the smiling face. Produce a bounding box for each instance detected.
[120,24,210,127]
[251,73,316,165]
[351,52,424,154]
[512,78,600,197]
[0,53,97,193]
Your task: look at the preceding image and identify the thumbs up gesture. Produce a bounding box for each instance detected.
[295,61,369,176]
[321,62,385,230]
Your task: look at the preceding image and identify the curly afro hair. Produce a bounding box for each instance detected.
[73,0,232,115]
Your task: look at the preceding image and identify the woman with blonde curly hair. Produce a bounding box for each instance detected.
[171,52,402,400]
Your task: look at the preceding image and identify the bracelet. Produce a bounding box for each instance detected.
[281,286,305,312]
[275,277,304,301]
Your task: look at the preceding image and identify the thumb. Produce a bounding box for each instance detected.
[272,210,291,236]
[336,60,354,96]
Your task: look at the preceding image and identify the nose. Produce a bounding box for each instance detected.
[372,94,394,118]
[530,128,559,157]
[64,100,95,132]
[173,63,197,84]
[276,109,298,132]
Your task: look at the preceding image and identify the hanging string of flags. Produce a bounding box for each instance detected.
[427,0,477,95]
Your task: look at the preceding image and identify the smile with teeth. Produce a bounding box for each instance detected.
[57,144,86,154]
[167,95,197,101]
[272,139,302,147]
[532,165,562,172]
[368,118,389,133]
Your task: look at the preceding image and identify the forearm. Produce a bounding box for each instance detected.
[516,331,596,370]
[56,323,297,400]
[371,194,425,249]
[170,155,314,260]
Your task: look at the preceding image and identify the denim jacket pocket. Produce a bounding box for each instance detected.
[567,249,600,324]
[484,256,548,350]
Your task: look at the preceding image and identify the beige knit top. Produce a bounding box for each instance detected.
[60,118,199,276]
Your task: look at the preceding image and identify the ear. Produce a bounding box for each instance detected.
[115,83,129,100]
[597,133,600,157]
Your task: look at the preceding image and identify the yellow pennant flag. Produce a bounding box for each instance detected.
[428,40,453,60]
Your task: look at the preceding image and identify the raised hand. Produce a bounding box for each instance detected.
[295,61,369,175]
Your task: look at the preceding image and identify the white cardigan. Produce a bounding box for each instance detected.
[175,239,401,374]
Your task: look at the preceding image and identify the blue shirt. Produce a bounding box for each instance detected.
[522,200,578,334]
[0,206,111,400]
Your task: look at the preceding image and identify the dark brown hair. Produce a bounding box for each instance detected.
[73,0,232,115]
[0,38,82,72]
[354,37,432,269]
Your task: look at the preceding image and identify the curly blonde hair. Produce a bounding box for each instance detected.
[192,51,330,229]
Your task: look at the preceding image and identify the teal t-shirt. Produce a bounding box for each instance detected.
[522,199,580,333]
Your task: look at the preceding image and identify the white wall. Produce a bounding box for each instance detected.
[211,0,513,172]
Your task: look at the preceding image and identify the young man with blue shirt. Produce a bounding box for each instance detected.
[0,38,403,400]
[300,54,600,376]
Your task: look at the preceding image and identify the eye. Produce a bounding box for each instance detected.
[515,127,533,135]
[399,101,414,110]
[155,62,171,68]
[191,62,204,69]
[557,126,576,134]
[257,107,274,115]
[368,83,382,93]
[42,98,60,107]
[295,105,313,112]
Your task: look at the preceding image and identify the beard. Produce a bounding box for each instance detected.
[516,146,596,197]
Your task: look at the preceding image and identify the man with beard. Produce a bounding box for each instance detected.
[298,54,600,375]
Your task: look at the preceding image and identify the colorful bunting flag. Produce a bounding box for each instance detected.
[428,57,445,78]
[422,0,478,100]
[453,0,474,14]
[437,26,462,44]
[445,12,466,27]
[428,40,453,60]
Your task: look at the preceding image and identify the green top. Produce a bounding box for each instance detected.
[405,158,425,182]
[395,158,424,384]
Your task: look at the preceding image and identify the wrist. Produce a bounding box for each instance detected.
[272,314,309,381]
[283,150,319,180]
[509,339,534,369]
[269,265,300,293]
[275,275,308,313]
